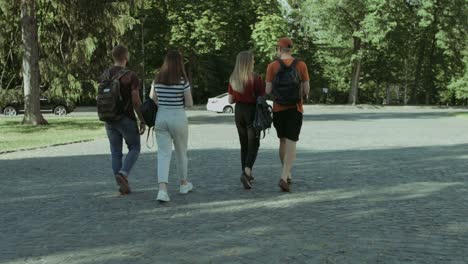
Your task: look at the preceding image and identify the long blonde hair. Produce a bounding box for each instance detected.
[229,51,254,93]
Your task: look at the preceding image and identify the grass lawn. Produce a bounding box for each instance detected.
[0,116,106,153]
[455,113,468,118]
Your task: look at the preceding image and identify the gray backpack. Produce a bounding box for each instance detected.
[97,69,130,122]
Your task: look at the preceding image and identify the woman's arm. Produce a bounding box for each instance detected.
[228,94,234,104]
[184,90,194,108]
[150,82,158,104]
[227,83,235,104]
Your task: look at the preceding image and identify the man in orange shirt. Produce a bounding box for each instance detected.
[265,38,310,192]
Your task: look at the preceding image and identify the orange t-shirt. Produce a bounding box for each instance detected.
[266,58,309,113]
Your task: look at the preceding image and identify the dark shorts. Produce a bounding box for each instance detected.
[273,108,303,142]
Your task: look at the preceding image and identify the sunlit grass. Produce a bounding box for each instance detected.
[0,116,106,152]
[454,113,468,118]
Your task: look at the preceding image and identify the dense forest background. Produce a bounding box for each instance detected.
[0,0,467,105]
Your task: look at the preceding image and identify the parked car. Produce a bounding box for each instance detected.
[206,93,273,113]
[1,97,76,116]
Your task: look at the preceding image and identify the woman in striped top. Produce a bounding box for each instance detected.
[150,50,194,202]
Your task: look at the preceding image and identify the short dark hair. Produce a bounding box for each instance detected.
[112,45,128,63]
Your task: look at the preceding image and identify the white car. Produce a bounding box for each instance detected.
[206,93,273,113]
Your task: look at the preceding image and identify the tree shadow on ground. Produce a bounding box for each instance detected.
[187,111,463,125]
[1,144,468,263]
[302,111,464,122]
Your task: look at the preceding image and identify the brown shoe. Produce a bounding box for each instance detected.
[287,178,292,184]
[278,179,290,192]
[115,173,131,195]
[240,173,252,189]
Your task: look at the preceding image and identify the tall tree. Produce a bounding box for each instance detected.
[21,0,46,125]
[301,0,371,105]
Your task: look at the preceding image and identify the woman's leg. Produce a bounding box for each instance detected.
[244,103,260,176]
[245,126,260,175]
[235,104,248,172]
[171,111,189,184]
[156,118,172,190]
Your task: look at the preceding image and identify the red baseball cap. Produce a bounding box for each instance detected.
[278,38,293,48]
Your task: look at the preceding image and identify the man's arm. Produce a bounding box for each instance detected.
[131,89,145,134]
[266,82,273,95]
[301,81,310,99]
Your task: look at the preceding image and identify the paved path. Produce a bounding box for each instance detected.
[1,106,468,264]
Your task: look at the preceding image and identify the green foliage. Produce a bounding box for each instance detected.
[0,0,466,105]
[0,88,23,107]
[448,48,468,100]
[300,0,467,104]
[251,14,290,61]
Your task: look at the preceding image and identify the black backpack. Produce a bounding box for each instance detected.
[272,58,302,105]
[97,69,130,122]
[253,96,273,139]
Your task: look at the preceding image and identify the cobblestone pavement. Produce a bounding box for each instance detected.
[1,106,468,264]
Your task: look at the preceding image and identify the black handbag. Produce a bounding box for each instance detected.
[140,99,158,147]
[140,99,158,128]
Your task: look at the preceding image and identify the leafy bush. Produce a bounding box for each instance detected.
[0,88,23,107]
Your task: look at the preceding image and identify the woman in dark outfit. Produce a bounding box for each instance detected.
[228,51,265,189]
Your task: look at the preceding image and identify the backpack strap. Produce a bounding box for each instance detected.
[290,58,300,68]
[113,68,131,111]
[276,58,287,69]
[101,68,130,83]
[276,58,300,69]
[112,69,130,81]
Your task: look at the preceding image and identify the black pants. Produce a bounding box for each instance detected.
[235,103,260,172]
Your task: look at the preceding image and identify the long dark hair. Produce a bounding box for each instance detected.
[155,50,188,85]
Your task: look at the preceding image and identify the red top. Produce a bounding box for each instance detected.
[228,74,265,104]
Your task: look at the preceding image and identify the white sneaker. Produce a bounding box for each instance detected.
[179,182,193,194]
[156,190,170,202]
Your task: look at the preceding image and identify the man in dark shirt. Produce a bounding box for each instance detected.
[103,45,145,195]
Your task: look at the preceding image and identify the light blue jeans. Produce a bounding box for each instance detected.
[105,116,141,177]
[155,108,189,183]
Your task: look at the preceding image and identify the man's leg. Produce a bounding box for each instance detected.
[119,117,141,177]
[279,138,286,165]
[105,123,123,176]
[281,139,297,182]
[279,138,292,181]
[106,122,132,194]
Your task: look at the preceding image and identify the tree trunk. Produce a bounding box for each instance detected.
[21,0,47,125]
[348,37,361,105]
[386,83,391,104]
[410,37,426,105]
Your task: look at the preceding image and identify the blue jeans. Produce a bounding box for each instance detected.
[105,116,141,177]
